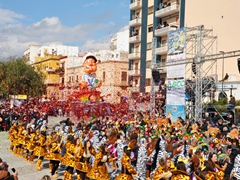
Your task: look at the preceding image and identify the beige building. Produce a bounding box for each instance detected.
[129,0,240,100]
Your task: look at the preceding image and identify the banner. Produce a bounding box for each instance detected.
[166,79,185,105]
[166,105,185,122]
[167,27,186,78]
[166,27,186,121]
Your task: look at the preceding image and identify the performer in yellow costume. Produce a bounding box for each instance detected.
[45,131,62,178]
[87,144,111,180]
[62,135,76,180]
[75,139,96,180]
[27,128,38,164]
[34,127,47,170]
[8,122,17,152]
[115,145,138,180]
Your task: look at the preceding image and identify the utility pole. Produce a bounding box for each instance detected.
[150,37,157,117]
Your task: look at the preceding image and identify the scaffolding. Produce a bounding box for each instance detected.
[151,25,240,121]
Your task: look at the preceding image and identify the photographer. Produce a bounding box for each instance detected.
[0,159,18,180]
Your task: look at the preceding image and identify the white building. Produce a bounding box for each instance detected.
[23,44,40,65]
[24,43,79,65]
[110,26,129,52]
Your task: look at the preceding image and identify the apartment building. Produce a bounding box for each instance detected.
[129,0,240,100]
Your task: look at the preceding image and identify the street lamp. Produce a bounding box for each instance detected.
[219,51,225,97]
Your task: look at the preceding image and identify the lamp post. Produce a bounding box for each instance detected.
[219,51,225,96]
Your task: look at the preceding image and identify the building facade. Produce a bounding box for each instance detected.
[33,53,61,99]
[129,0,240,100]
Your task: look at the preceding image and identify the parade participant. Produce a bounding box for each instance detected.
[115,145,138,180]
[136,137,149,180]
[34,126,47,170]
[26,127,38,164]
[45,131,62,179]
[152,157,172,180]
[8,122,17,152]
[87,143,112,180]
[75,139,95,180]
[17,124,27,158]
[62,135,75,180]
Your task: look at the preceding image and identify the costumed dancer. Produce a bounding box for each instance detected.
[62,135,75,180]
[136,137,149,180]
[45,131,62,179]
[75,139,95,180]
[115,144,138,180]
[152,157,172,180]
[8,122,17,152]
[27,128,38,164]
[86,143,111,180]
[34,126,47,170]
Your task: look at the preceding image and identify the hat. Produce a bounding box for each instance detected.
[83,52,97,63]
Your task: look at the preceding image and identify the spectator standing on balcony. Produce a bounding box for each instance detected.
[227,95,236,111]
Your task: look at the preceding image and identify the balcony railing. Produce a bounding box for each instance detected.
[128,52,141,60]
[130,0,142,10]
[129,35,141,43]
[129,18,142,27]
[128,69,141,76]
[156,45,168,55]
[155,25,178,36]
[45,67,56,72]
[155,4,180,18]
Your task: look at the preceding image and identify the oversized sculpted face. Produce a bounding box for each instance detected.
[83,57,97,74]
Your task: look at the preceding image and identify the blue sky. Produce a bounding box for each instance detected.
[0,0,130,58]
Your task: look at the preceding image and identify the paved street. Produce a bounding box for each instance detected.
[0,116,68,180]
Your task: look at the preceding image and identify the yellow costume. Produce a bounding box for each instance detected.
[152,165,172,180]
[8,124,17,151]
[34,132,47,170]
[61,141,75,167]
[115,153,137,180]
[171,170,190,180]
[45,141,62,161]
[87,151,110,180]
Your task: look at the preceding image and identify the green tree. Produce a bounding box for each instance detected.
[0,57,46,97]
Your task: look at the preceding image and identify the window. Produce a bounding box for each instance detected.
[161,59,166,66]
[148,26,153,33]
[103,71,106,81]
[121,71,127,82]
[161,40,167,46]
[148,6,153,14]
[147,42,152,50]
[146,61,151,68]
[76,75,79,82]
[146,78,151,86]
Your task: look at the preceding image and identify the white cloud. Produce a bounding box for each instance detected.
[0,15,115,58]
[0,8,24,25]
[83,1,99,7]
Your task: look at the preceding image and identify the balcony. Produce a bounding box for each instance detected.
[129,18,141,27]
[45,80,58,84]
[155,4,180,18]
[128,52,141,60]
[45,67,56,72]
[156,45,168,55]
[130,0,142,10]
[155,25,178,36]
[129,35,141,43]
[128,69,141,76]
[127,86,140,92]
[119,81,128,86]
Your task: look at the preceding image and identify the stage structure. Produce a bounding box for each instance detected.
[151,25,240,122]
